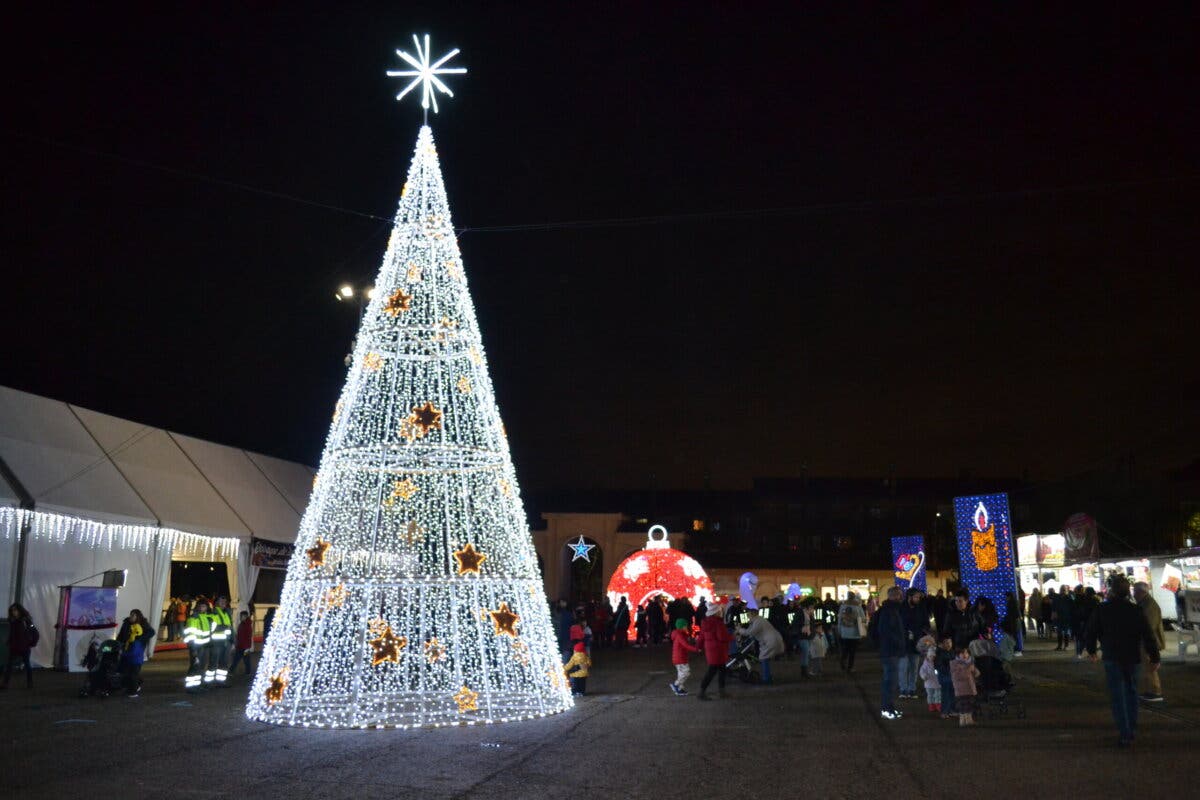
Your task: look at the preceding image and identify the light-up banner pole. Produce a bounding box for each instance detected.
[953,492,1017,643]
[891,536,927,592]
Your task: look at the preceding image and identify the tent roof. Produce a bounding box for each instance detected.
[0,385,314,542]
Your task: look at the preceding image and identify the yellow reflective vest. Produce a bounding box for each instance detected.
[183,612,218,646]
[210,607,233,642]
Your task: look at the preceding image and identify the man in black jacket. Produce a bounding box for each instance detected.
[876,586,907,720]
[898,588,928,699]
[941,590,983,649]
[1083,575,1161,748]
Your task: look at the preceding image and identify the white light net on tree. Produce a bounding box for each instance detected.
[246,126,573,728]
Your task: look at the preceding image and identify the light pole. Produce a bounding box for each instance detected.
[336,283,374,366]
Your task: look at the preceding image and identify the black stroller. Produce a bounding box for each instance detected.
[80,639,124,697]
[726,636,761,683]
[975,655,1025,720]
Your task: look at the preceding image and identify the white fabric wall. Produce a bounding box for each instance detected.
[2,508,240,667]
[236,540,261,615]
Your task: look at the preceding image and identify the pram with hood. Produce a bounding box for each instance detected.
[79,639,124,697]
[970,637,1026,720]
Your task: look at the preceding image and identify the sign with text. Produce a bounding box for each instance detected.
[250,537,294,570]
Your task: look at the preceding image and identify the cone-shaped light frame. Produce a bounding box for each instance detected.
[245,127,574,728]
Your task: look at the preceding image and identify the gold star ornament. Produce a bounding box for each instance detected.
[488,602,520,638]
[313,583,348,616]
[384,478,420,506]
[401,520,426,546]
[306,539,331,569]
[362,351,384,372]
[367,619,408,666]
[383,288,413,317]
[453,685,478,713]
[453,543,487,576]
[265,667,289,705]
[456,376,472,394]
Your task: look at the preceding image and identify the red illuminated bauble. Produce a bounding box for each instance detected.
[606,526,715,640]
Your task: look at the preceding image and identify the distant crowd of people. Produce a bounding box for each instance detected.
[557,572,1167,746]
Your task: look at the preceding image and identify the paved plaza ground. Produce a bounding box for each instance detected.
[2,634,1198,800]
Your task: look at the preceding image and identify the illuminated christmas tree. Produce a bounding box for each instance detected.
[246,37,573,728]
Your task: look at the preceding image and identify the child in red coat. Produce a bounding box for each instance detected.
[670,618,700,696]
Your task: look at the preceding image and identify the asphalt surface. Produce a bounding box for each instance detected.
[2,633,1197,800]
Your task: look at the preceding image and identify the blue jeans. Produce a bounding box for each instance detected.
[880,656,899,712]
[761,656,773,683]
[1103,661,1142,742]
[796,639,811,668]
[897,653,919,693]
[939,671,955,714]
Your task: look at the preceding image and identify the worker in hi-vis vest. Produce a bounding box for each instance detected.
[182,599,217,692]
[210,596,234,686]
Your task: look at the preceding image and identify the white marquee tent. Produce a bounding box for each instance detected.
[0,385,315,667]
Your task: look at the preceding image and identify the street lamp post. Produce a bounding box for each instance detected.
[336,283,374,365]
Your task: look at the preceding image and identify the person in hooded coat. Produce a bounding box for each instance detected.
[695,603,733,700]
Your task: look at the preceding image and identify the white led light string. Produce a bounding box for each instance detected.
[245,121,573,729]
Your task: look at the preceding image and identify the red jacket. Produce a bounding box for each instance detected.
[236,618,253,650]
[696,615,732,666]
[671,628,699,664]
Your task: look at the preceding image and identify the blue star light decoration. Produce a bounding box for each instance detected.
[567,536,595,563]
[386,34,467,115]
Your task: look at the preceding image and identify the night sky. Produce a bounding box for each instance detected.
[2,5,1197,491]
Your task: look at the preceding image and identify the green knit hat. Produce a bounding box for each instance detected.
[675,618,689,630]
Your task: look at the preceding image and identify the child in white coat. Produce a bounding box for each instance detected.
[918,648,941,713]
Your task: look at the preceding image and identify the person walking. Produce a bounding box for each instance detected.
[613,596,630,648]
[1083,575,1161,747]
[669,618,700,695]
[1026,588,1042,636]
[182,598,217,692]
[898,588,927,699]
[790,600,814,677]
[876,586,906,720]
[1132,581,1165,702]
[837,593,865,673]
[1052,587,1074,650]
[210,596,234,687]
[1073,587,1097,659]
[229,611,255,677]
[1,604,37,690]
[117,609,155,695]
[695,603,732,700]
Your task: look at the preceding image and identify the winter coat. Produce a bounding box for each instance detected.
[899,599,928,653]
[941,605,983,649]
[613,603,630,634]
[767,603,789,637]
[837,601,865,640]
[739,616,785,660]
[919,657,940,689]
[1136,594,1166,652]
[236,618,253,650]
[7,616,35,655]
[671,628,700,665]
[563,650,590,679]
[875,600,907,658]
[1084,596,1161,667]
[950,657,979,696]
[697,614,732,666]
[1026,591,1042,618]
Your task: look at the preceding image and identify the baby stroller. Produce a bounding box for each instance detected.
[975,655,1025,720]
[726,636,760,683]
[80,639,124,697]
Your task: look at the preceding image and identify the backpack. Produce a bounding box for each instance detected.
[838,606,855,629]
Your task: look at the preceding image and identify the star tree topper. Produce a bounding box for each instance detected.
[386,34,466,117]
